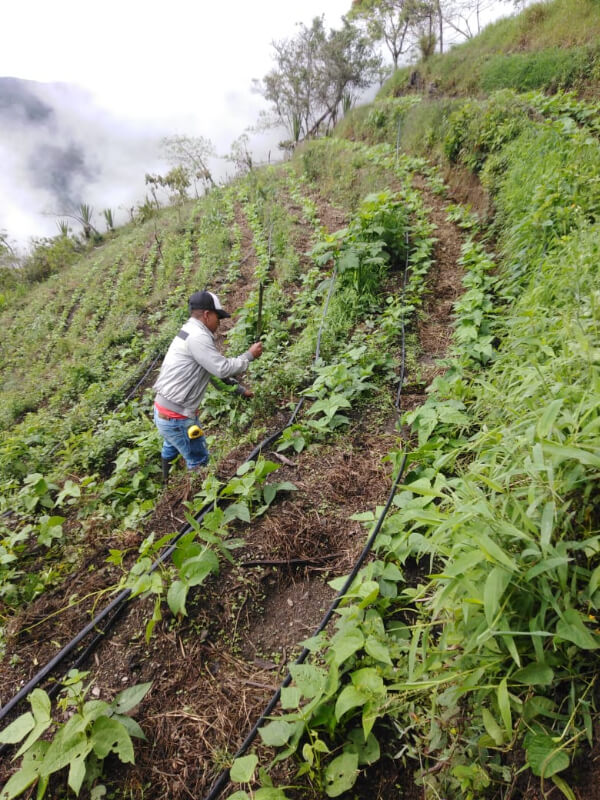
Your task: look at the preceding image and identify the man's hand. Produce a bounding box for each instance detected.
[249,342,263,359]
[243,388,254,399]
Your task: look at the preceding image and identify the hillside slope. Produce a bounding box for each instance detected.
[2,3,600,798]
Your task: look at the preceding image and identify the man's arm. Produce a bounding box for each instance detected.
[187,335,262,379]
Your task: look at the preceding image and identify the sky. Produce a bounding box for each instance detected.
[3,1,352,131]
[0,0,518,245]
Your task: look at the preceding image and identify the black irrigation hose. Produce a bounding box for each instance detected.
[0,255,342,724]
[203,235,413,800]
[395,230,411,411]
[0,488,222,730]
[123,352,163,403]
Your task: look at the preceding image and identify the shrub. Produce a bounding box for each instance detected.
[21,236,79,284]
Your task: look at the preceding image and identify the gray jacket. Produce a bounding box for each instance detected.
[154,317,254,418]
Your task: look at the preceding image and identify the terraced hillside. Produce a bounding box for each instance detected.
[2,3,600,799]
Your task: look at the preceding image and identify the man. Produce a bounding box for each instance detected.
[153,290,263,482]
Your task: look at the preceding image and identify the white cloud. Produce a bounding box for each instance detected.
[0,1,352,243]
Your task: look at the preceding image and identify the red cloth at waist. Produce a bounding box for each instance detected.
[154,402,187,420]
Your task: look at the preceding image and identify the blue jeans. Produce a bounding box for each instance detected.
[154,409,210,470]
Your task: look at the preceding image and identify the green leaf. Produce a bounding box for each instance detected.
[513,663,554,686]
[324,751,359,797]
[15,690,52,758]
[0,712,35,745]
[351,668,385,695]
[280,686,301,709]
[551,774,577,800]
[230,754,258,783]
[263,485,276,506]
[254,789,290,800]
[555,608,599,650]
[29,690,51,724]
[112,682,152,714]
[40,731,91,776]
[335,686,366,721]
[525,556,570,581]
[227,792,250,800]
[0,763,39,800]
[346,729,380,766]
[481,708,504,746]
[289,664,327,698]
[526,733,569,778]
[497,678,511,737]
[523,696,558,723]
[167,580,189,617]
[483,567,511,626]
[224,502,251,523]
[90,717,134,763]
[589,565,600,596]
[112,714,146,740]
[364,636,392,665]
[540,502,555,552]
[542,442,600,468]
[357,580,380,608]
[68,753,87,795]
[259,720,298,747]
[536,399,563,438]
[478,533,517,571]
[330,627,364,666]
[272,481,297,494]
[180,549,219,587]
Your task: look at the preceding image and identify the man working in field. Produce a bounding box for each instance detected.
[153,290,262,482]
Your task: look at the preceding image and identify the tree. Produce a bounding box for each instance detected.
[145,166,191,205]
[351,0,517,60]
[349,0,419,68]
[441,0,512,41]
[255,16,380,145]
[226,133,254,175]
[161,134,216,196]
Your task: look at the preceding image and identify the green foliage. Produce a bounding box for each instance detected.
[481,46,597,94]
[0,673,151,799]
[20,235,79,284]
[258,16,380,142]
[123,459,296,635]
[443,91,529,171]
[310,189,409,298]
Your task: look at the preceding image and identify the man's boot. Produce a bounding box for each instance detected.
[161,457,174,486]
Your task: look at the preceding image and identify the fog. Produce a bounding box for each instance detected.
[0,0,521,249]
[0,76,280,247]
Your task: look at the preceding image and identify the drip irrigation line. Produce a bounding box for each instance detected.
[315,265,338,364]
[395,230,411,412]
[203,453,408,800]
[123,352,163,403]
[0,496,215,727]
